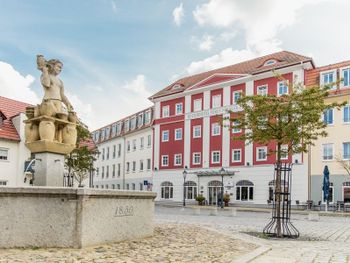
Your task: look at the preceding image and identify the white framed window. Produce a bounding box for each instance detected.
[125,119,130,132]
[140,160,144,171]
[232,149,242,162]
[140,137,144,149]
[232,91,242,104]
[343,105,350,123]
[175,128,182,140]
[161,181,173,199]
[147,158,151,170]
[212,123,221,136]
[342,68,350,88]
[0,148,9,161]
[320,70,336,90]
[323,108,334,125]
[162,155,169,166]
[174,154,182,166]
[132,139,136,151]
[194,99,202,111]
[344,142,350,160]
[175,103,183,115]
[193,125,201,138]
[279,145,289,160]
[212,95,221,108]
[256,147,267,161]
[232,120,241,133]
[138,113,144,127]
[162,105,170,118]
[211,151,221,164]
[236,180,254,201]
[322,143,334,160]
[130,117,136,130]
[192,152,201,165]
[147,135,152,147]
[145,110,151,124]
[0,181,7,186]
[277,81,288,96]
[162,130,169,142]
[257,85,268,96]
[132,161,136,172]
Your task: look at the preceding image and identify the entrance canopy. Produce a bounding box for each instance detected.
[193,168,237,177]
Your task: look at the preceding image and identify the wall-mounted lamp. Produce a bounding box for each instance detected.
[246,162,250,166]
[295,159,299,164]
[154,167,158,171]
[54,159,61,163]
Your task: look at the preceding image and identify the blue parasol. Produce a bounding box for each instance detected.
[323,165,330,203]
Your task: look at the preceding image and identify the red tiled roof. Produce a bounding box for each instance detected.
[149,51,313,100]
[0,96,32,141]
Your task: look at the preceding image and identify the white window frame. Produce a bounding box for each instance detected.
[256,147,267,161]
[140,137,144,149]
[212,123,221,136]
[174,128,183,140]
[212,95,221,108]
[162,130,169,142]
[193,125,201,138]
[322,143,334,161]
[323,108,334,126]
[232,120,241,133]
[147,135,152,147]
[161,155,169,167]
[175,103,183,115]
[343,142,350,160]
[174,154,182,166]
[278,145,289,160]
[320,70,337,90]
[277,80,289,96]
[343,105,350,124]
[232,149,242,163]
[211,151,221,164]
[232,90,242,104]
[162,105,170,118]
[194,99,202,112]
[192,152,201,165]
[257,84,268,96]
[341,67,350,89]
[0,148,9,161]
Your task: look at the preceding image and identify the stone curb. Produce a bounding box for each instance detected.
[232,245,271,263]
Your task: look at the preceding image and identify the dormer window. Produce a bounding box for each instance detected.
[264,59,277,66]
[172,84,182,90]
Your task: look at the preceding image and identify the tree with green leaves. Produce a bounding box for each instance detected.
[65,125,98,187]
[226,77,345,237]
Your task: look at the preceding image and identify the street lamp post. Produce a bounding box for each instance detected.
[183,169,187,207]
[220,167,225,209]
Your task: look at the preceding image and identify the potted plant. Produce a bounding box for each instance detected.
[195,195,205,206]
[223,193,230,206]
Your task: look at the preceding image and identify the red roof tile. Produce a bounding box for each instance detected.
[149,51,313,100]
[0,96,32,141]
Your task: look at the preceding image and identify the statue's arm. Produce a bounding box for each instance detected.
[60,81,73,110]
[40,66,50,88]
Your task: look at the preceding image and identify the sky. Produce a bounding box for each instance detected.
[0,0,350,130]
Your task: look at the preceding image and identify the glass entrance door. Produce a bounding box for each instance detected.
[208,186,222,205]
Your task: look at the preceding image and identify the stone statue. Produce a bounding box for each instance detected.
[24,55,78,155]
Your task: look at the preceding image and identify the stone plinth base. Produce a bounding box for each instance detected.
[0,187,156,248]
[25,140,75,155]
[33,153,65,187]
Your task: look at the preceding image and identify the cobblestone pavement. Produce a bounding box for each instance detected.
[155,206,350,262]
[0,224,255,263]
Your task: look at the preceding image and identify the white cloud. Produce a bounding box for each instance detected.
[193,0,324,53]
[185,48,256,75]
[173,3,184,26]
[122,74,150,97]
[199,35,214,51]
[0,61,40,104]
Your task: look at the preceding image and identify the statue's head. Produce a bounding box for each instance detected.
[47,59,63,75]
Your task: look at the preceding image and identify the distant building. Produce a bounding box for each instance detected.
[92,107,153,191]
[149,51,314,205]
[0,96,31,186]
[306,61,350,204]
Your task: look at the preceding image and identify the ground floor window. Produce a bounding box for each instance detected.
[185,181,197,199]
[161,181,173,199]
[236,180,254,201]
[343,182,350,202]
[268,180,288,202]
[208,180,223,205]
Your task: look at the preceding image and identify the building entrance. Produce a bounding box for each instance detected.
[208,180,223,205]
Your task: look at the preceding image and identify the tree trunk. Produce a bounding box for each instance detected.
[276,143,282,237]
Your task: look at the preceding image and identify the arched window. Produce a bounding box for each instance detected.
[343,182,350,203]
[263,59,277,66]
[208,180,223,187]
[184,181,197,200]
[236,180,254,201]
[161,181,173,199]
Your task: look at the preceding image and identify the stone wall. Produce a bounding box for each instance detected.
[0,187,156,248]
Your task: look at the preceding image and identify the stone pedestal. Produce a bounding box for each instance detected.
[34,153,65,187]
[0,187,156,248]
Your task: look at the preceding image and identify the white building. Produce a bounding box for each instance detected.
[92,107,153,190]
[0,96,31,186]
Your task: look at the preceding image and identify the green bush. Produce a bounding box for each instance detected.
[195,195,205,205]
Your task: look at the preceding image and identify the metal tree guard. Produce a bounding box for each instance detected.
[263,163,299,238]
